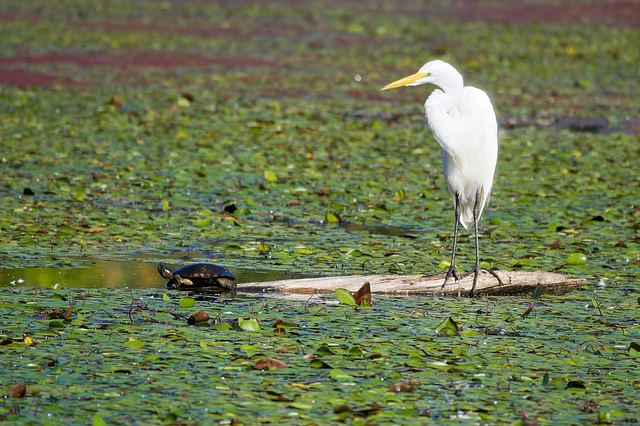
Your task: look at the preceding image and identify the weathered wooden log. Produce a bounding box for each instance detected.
[238,270,586,297]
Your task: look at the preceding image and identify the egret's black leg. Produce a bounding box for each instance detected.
[441,193,461,288]
[471,192,481,296]
[459,191,504,296]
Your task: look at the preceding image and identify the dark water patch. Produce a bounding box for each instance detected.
[502,115,639,135]
[242,214,422,238]
[339,223,421,238]
[0,259,322,290]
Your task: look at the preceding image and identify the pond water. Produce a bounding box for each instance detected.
[0,259,322,290]
[0,222,418,291]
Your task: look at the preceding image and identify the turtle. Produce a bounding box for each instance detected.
[158,263,236,291]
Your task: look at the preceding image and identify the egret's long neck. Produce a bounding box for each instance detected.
[436,73,464,113]
[423,69,466,158]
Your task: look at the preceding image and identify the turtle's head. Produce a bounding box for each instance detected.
[157,263,174,280]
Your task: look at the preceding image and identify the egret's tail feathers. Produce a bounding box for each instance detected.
[459,216,472,230]
[458,209,479,230]
[457,188,487,230]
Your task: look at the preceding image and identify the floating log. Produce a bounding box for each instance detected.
[238,270,586,297]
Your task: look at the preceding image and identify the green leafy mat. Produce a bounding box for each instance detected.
[2,287,638,424]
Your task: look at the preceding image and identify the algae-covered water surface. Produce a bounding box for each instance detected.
[1,0,639,423]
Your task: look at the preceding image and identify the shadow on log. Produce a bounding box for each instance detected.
[238,270,586,297]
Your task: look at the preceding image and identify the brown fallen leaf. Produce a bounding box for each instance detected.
[388,382,414,393]
[187,311,210,325]
[368,353,390,359]
[181,92,195,102]
[11,384,26,398]
[354,281,372,306]
[318,186,332,196]
[254,358,288,370]
[546,240,561,249]
[107,95,123,107]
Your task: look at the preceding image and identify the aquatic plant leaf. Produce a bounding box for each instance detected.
[542,372,550,387]
[308,359,333,369]
[335,288,356,306]
[123,338,144,349]
[315,345,334,356]
[435,317,459,336]
[348,346,364,357]
[49,320,64,329]
[439,260,451,269]
[92,415,107,426]
[547,377,568,389]
[531,283,542,301]
[290,401,313,410]
[325,212,340,224]
[566,253,587,265]
[393,189,406,201]
[214,322,233,331]
[179,297,196,308]
[567,380,586,390]
[238,318,261,332]
[598,411,612,423]
[264,170,278,182]
[329,369,354,380]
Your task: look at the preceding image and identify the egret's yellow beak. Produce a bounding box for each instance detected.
[380,72,428,90]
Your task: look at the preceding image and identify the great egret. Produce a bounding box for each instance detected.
[381,60,503,296]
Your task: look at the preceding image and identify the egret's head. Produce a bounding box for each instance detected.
[380,60,462,92]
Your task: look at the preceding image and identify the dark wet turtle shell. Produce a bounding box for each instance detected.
[158,263,236,291]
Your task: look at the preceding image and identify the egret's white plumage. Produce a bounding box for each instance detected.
[381,60,502,295]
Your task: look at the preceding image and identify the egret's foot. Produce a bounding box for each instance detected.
[459,267,504,286]
[459,266,504,297]
[441,265,460,289]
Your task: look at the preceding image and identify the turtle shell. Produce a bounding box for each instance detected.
[158,263,236,291]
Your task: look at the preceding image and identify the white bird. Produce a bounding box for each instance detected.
[381,60,503,296]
